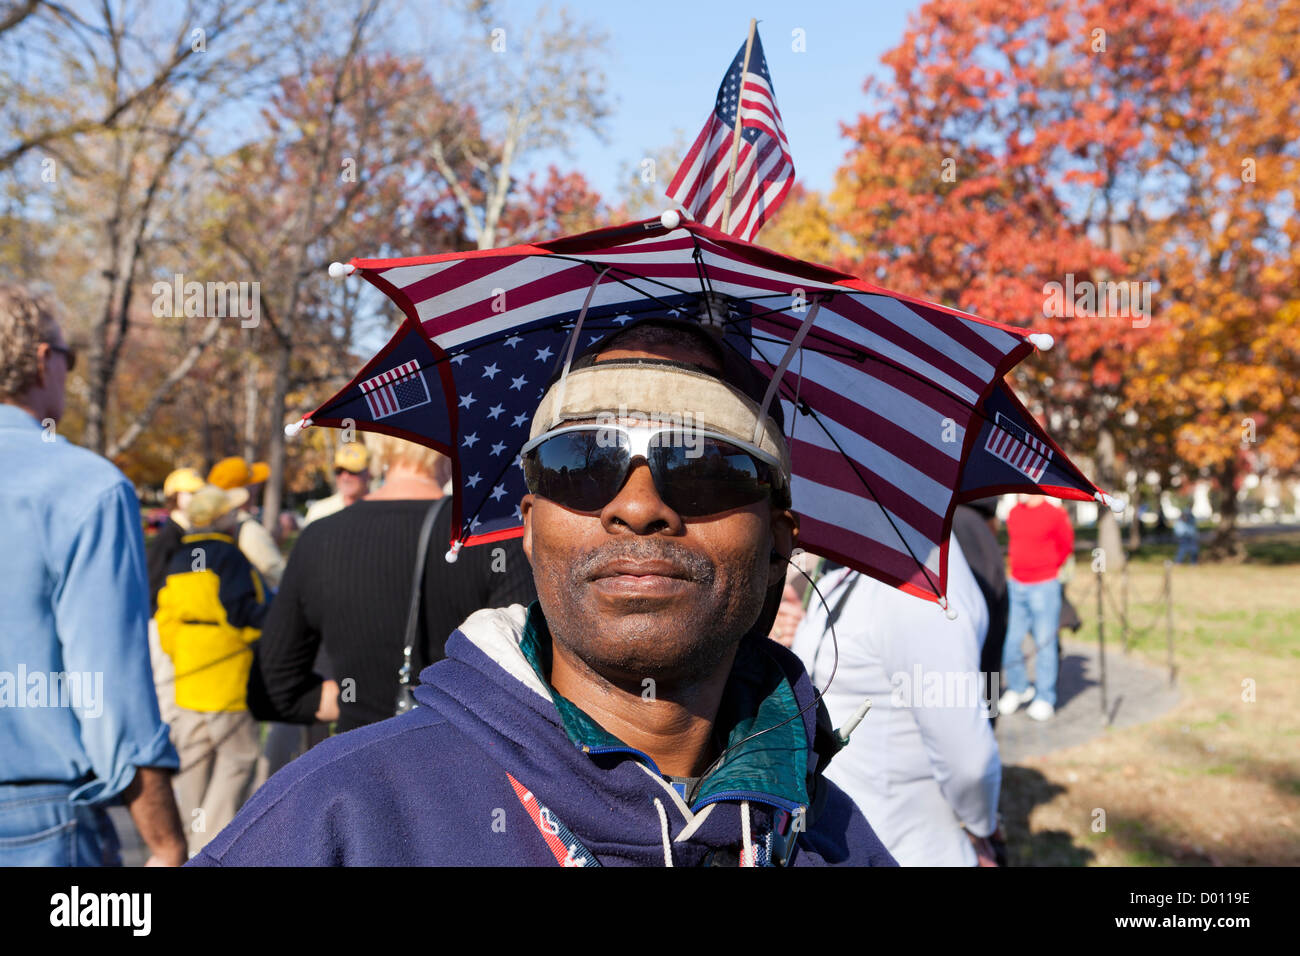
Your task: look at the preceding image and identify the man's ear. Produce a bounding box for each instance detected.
[520,494,536,564]
[32,341,51,389]
[767,508,798,587]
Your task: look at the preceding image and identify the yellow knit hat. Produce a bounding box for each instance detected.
[208,456,270,489]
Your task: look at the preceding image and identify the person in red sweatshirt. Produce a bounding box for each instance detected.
[997,495,1074,721]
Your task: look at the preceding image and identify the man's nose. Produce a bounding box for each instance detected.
[600,461,683,535]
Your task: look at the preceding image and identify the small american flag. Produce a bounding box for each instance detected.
[666,28,794,242]
[359,359,431,420]
[985,412,1052,482]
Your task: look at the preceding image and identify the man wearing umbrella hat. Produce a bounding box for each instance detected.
[189,318,895,867]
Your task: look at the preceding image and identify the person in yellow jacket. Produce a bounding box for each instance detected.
[155,484,269,858]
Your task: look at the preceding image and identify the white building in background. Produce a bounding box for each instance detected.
[988,476,1300,528]
[1075,498,1100,526]
[1191,481,1215,520]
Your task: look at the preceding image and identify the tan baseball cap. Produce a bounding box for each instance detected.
[183,484,249,528]
[333,442,369,473]
[163,467,206,497]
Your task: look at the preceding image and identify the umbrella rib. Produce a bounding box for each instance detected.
[549,266,613,429]
[725,305,1011,431]
[690,237,722,329]
[745,331,861,361]
[716,333,947,602]
[754,298,823,444]
[539,253,703,308]
[739,322,1047,498]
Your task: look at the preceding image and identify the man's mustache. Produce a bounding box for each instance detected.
[572,539,715,584]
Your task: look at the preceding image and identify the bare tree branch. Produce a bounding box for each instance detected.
[107,312,224,459]
[0,0,41,38]
[0,0,255,172]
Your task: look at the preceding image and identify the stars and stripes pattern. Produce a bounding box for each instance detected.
[985,411,1051,482]
[305,214,1103,606]
[958,380,1099,503]
[666,29,794,242]
[359,359,431,420]
[439,317,577,543]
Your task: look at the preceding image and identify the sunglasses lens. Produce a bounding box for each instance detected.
[523,430,628,512]
[524,428,777,516]
[651,433,773,516]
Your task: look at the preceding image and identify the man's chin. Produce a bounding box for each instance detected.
[563,604,739,682]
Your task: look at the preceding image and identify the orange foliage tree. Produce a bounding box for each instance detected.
[827,0,1269,556]
[1124,0,1300,552]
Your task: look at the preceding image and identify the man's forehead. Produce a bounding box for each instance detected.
[592,342,723,373]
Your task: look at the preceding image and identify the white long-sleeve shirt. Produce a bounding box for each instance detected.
[792,536,1000,866]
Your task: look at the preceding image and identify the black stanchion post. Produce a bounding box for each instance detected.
[1120,558,1130,652]
[1096,566,1109,724]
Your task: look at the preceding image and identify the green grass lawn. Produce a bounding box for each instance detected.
[1003,530,1300,866]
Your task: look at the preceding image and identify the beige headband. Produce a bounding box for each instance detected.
[530,362,792,479]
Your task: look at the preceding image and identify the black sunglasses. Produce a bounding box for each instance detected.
[520,424,787,517]
[44,342,76,372]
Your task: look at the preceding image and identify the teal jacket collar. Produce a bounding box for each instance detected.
[517,602,810,812]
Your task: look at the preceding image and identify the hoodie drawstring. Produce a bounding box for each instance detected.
[653,795,760,867]
[740,800,754,867]
[653,797,674,867]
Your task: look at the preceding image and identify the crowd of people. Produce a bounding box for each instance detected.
[2,280,1084,867]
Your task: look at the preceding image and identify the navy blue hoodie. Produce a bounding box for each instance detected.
[190,603,896,867]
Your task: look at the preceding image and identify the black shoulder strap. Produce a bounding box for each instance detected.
[403,497,450,665]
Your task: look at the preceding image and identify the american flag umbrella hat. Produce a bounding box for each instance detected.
[294,211,1119,610]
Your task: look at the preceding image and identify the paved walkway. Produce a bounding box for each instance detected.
[995,634,1181,764]
[107,805,149,867]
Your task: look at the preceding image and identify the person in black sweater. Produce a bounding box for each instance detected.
[247,438,536,733]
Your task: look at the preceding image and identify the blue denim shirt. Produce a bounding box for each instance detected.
[0,404,178,803]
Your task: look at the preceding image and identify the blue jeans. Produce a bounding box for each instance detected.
[0,782,121,867]
[1002,578,1063,707]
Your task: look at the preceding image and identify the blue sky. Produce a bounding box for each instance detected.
[494,0,927,204]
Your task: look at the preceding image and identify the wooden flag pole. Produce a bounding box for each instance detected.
[720,17,757,234]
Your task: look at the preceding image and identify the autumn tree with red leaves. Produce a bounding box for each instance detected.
[827,0,1290,559]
